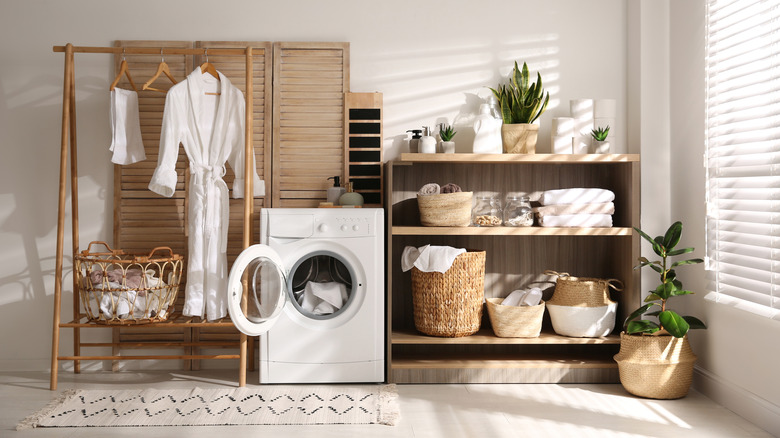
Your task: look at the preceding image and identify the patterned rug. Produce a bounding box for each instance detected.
[18,385,398,429]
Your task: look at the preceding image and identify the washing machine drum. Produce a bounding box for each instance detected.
[227,244,288,336]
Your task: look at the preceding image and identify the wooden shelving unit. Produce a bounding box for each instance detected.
[385,153,640,384]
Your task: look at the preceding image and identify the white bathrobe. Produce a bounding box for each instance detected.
[148,68,264,320]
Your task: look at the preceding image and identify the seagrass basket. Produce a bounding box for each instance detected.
[545,270,623,337]
[614,332,697,399]
[75,241,183,325]
[486,298,545,338]
[411,250,485,337]
[417,191,473,227]
[545,270,623,307]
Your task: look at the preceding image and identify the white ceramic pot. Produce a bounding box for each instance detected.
[440,141,455,154]
[546,302,617,337]
[591,140,610,154]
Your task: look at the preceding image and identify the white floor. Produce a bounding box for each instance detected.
[1,370,773,438]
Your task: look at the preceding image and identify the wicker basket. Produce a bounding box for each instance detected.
[75,241,183,325]
[417,191,473,227]
[545,270,623,307]
[614,332,697,399]
[411,250,485,337]
[486,298,545,338]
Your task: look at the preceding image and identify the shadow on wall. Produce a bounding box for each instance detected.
[0,70,112,354]
[359,35,561,158]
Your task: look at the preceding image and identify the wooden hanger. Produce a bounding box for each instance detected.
[142,49,177,93]
[110,49,138,92]
[200,49,221,96]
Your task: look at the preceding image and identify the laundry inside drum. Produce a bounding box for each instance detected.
[290,254,353,317]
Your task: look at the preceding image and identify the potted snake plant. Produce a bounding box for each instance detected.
[489,61,549,154]
[613,220,706,399]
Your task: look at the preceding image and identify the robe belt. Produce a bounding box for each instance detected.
[190,163,229,253]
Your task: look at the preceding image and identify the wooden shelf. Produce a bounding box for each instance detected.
[392,226,633,236]
[392,329,620,345]
[397,153,640,164]
[391,355,619,370]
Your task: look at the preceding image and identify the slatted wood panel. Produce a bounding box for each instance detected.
[345,92,383,207]
[272,42,350,207]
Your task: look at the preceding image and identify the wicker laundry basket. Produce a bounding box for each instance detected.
[75,241,183,325]
[411,250,486,337]
[545,270,623,337]
[417,191,473,227]
[614,332,697,399]
[486,298,545,338]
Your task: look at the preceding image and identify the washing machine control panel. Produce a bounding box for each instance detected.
[314,215,372,238]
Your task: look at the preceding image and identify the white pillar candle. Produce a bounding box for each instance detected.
[570,99,593,152]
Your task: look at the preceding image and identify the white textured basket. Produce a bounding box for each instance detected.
[547,302,617,337]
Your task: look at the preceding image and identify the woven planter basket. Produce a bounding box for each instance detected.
[614,332,697,399]
[486,298,544,338]
[417,192,473,227]
[411,250,485,337]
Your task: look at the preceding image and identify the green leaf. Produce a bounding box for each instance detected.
[500,93,512,124]
[627,319,660,334]
[671,258,704,268]
[663,221,683,250]
[668,247,695,256]
[659,310,690,338]
[646,310,661,317]
[644,293,662,302]
[655,282,674,300]
[670,289,693,297]
[623,303,654,329]
[634,227,665,257]
[683,315,707,330]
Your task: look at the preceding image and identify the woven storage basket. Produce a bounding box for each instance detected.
[545,270,623,307]
[411,250,486,337]
[75,241,183,325]
[545,270,623,337]
[614,332,697,399]
[417,191,473,227]
[486,298,545,338]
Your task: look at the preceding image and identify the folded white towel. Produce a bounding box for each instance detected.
[540,188,615,206]
[401,245,466,273]
[298,281,348,315]
[502,287,543,306]
[535,202,615,218]
[539,214,613,228]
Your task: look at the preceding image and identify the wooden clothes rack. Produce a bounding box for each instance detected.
[50,44,258,390]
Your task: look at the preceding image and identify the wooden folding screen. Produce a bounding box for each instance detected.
[272,42,350,207]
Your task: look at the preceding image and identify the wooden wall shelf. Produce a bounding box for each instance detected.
[385,153,640,384]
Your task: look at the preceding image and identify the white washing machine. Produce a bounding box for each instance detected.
[226,208,384,384]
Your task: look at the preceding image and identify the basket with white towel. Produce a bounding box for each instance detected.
[75,241,183,324]
[486,287,545,338]
[536,188,615,227]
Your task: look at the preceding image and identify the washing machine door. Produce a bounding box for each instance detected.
[227,244,288,336]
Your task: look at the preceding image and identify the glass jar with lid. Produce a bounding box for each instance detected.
[504,195,534,227]
[472,196,503,226]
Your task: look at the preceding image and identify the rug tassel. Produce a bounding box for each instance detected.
[378,384,400,426]
[16,388,83,430]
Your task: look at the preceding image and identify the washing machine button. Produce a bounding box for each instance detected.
[340,225,348,232]
[352,225,360,231]
[318,223,329,233]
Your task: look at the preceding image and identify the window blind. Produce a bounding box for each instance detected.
[705,0,780,319]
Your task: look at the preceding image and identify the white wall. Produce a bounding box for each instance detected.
[669,1,780,435]
[0,0,627,370]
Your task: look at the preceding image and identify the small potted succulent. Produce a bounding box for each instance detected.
[590,125,610,154]
[439,124,457,154]
[613,221,706,399]
[489,61,549,154]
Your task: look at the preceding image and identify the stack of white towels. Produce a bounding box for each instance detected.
[536,188,615,227]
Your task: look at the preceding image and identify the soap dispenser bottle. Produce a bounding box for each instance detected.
[419,126,437,154]
[406,129,422,153]
[338,182,364,206]
[326,176,346,204]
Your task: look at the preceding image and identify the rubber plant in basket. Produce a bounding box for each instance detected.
[613,221,706,399]
[489,61,549,154]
